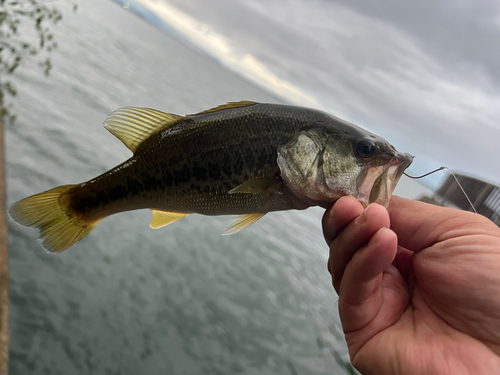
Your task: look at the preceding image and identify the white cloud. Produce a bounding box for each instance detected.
[135,0,500,185]
[136,0,321,108]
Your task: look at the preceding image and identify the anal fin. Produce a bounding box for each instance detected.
[150,210,190,229]
[222,213,266,235]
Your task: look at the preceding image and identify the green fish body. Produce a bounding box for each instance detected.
[9,101,413,252]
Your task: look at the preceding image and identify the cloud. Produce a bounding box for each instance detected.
[135,0,500,185]
[137,0,321,107]
[327,0,500,87]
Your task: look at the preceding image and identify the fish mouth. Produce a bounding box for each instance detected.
[356,152,413,207]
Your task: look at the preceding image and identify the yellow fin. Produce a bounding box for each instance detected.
[192,101,257,115]
[150,210,190,229]
[229,178,279,194]
[222,213,266,235]
[104,107,183,153]
[9,185,101,253]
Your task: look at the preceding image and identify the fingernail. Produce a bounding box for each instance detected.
[355,208,368,225]
[374,227,385,242]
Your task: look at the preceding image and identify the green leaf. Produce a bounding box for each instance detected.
[0,0,73,116]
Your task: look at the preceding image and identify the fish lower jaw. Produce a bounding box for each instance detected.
[356,165,386,207]
[355,194,371,208]
[356,158,411,207]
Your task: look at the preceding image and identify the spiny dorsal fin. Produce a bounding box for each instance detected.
[104,107,183,153]
[229,178,280,194]
[150,209,191,229]
[192,101,257,116]
[222,213,266,235]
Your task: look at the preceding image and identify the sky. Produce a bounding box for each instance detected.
[126,0,500,188]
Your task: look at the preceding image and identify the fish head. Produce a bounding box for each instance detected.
[277,125,413,208]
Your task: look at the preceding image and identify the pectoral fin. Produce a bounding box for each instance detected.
[150,210,191,229]
[222,213,266,235]
[229,178,279,194]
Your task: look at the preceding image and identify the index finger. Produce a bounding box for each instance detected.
[322,196,364,246]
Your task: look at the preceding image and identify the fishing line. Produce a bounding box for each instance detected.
[404,167,478,214]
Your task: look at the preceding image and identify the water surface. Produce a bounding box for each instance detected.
[6,1,431,374]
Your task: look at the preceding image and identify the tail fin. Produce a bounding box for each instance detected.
[9,185,101,253]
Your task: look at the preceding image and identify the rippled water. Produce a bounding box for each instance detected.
[5,1,432,374]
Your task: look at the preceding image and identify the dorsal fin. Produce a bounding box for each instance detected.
[150,209,191,229]
[104,107,183,153]
[192,101,257,116]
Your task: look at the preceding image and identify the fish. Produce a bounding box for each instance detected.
[9,101,413,252]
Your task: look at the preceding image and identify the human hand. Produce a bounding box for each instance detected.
[322,196,500,375]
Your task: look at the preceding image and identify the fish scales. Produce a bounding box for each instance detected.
[9,101,413,252]
[70,103,321,219]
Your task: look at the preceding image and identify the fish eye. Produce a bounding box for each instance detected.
[355,140,377,160]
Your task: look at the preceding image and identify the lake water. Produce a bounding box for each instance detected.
[5,1,432,374]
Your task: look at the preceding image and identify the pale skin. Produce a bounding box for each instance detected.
[322,195,500,375]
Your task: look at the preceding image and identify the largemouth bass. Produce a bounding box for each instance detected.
[9,101,413,252]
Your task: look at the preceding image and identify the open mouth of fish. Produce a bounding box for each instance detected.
[357,152,413,207]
